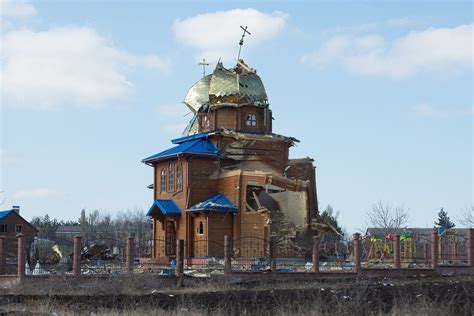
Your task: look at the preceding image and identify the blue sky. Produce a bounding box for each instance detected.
[1,0,472,232]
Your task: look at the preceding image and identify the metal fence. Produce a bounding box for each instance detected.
[231,237,271,272]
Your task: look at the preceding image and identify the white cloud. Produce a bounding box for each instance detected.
[302,24,473,77]
[1,26,170,109]
[173,8,287,62]
[413,103,449,118]
[13,188,57,199]
[413,103,473,118]
[0,0,36,18]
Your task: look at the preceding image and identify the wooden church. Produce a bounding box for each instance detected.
[143,59,330,258]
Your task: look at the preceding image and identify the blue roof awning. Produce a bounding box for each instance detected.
[189,193,238,213]
[147,199,181,216]
[142,138,220,164]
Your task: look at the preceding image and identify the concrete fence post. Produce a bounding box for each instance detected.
[312,236,320,274]
[176,240,184,277]
[126,236,135,274]
[73,235,82,277]
[270,235,277,273]
[17,234,25,278]
[353,233,361,273]
[431,230,438,269]
[224,235,232,275]
[467,228,474,269]
[393,234,401,270]
[0,236,6,275]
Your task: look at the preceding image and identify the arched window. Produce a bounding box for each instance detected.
[197,221,204,235]
[160,169,166,192]
[168,161,174,191]
[246,113,257,127]
[176,162,182,191]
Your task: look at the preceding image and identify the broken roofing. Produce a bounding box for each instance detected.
[183,60,268,113]
[189,193,238,213]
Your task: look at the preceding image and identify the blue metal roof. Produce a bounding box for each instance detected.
[0,210,13,219]
[189,193,238,213]
[147,199,182,216]
[142,138,220,163]
[172,132,210,144]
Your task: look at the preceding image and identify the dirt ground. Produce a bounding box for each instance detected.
[0,274,472,315]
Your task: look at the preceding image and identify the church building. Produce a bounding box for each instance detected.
[143,59,330,258]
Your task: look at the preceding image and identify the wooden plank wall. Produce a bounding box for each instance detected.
[192,213,207,257]
[187,157,219,206]
[207,213,233,257]
[153,159,188,209]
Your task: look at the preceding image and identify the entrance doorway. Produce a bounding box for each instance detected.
[165,221,176,256]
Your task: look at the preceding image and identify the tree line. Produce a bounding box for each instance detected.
[31,209,152,245]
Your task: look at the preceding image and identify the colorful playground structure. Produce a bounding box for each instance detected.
[364,228,468,263]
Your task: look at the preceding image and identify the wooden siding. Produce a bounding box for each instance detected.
[153,159,188,209]
[192,213,207,257]
[215,107,237,130]
[207,213,233,257]
[217,175,239,206]
[187,157,219,206]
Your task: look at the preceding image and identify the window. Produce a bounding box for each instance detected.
[203,115,210,127]
[197,221,204,235]
[0,224,7,233]
[168,160,175,191]
[246,113,257,127]
[15,225,22,233]
[176,163,183,191]
[160,169,166,192]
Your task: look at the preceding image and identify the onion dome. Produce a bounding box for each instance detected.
[183,60,268,113]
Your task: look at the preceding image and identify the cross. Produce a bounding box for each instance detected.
[199,58,209,77]
[238,25,251,60]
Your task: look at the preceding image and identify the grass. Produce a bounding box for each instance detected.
[0,274,472,315]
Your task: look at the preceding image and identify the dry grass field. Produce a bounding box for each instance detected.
[0,274,472,315]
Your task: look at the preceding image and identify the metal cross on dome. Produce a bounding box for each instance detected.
[238,25,251,60]
[199,58,210,77]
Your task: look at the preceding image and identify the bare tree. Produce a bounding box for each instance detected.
[459,206,474,227]
[366,201,410,230]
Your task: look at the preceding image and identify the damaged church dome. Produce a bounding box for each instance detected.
[183,59,268,114]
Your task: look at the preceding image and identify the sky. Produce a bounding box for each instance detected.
[0,0,472,233]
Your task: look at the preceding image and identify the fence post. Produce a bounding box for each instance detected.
[424,243,429,260]
[176,239,184,277]
[270,235,277,273]
[0,236,6,275]
[224,235,232,275]
[393,234,401,270]
[72,235,82,277]
[126,236,135,274]
[431,230,438,269]
[17,234,25,278]
[312,235,320,274]
[467,228,474,270]
[353,233,361,273]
